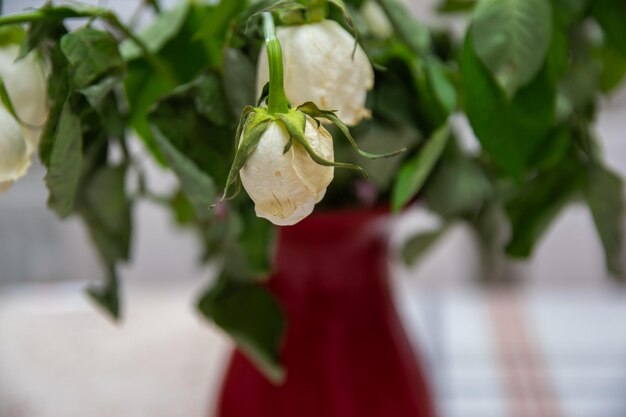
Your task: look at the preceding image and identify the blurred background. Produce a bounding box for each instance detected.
[1,0,625,416]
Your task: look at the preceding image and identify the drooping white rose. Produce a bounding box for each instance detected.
[239,117,334,226]
[0,44,48,194]
[257,20,374,126]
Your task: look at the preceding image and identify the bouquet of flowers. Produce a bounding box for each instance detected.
[0,0,624,379]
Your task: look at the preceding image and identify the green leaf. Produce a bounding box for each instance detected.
[592,0,626,56]
[402,227,449,265]
[79,165,132,320]
[585,165,624,276]
[352,122,421,189]
[375,0,431,56]
[197,274,285,383]
[39,46,70,167]
[528,126,571,171]
[82,165,133,262]
[425,151,492,219]
[124,3,223,165]
[18,19,66,59]
[45,101,83,218]
[505,160,584,257]
[78,76,120,110]
[60,28,124,90]
[461,34,556,176]
[425,58,457,116]
[391,124,450,211]
[598,45,626,93]
[86,266,121,320]
[223,48,257,118]
[152,127,216,222]
[120,2,190,60]
[471,0,552,97]
[224,207,277,280]
[553,0,589,18]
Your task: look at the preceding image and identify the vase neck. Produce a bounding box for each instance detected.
[271,209,391,291]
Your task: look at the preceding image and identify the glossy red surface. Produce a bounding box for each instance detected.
[217,210,436,417]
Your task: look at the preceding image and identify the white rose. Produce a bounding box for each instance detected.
[257,20,374,127]
[0,45,48,194]
[239,117,334,226]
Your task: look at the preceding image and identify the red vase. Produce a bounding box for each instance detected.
[216,210,436,417]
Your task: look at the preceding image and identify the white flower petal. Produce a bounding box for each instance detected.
[0,105,31,183]
[257,20,374,126]
[0,45,48,147]
[239,119,334,226]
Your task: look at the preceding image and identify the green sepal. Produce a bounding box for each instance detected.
[283,138,293,154]
[326,0,359,47]
[297,101,406,159]
[277,110,368,178]
[220,108,272,201]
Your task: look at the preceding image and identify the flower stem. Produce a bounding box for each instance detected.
[262,12,289,115]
